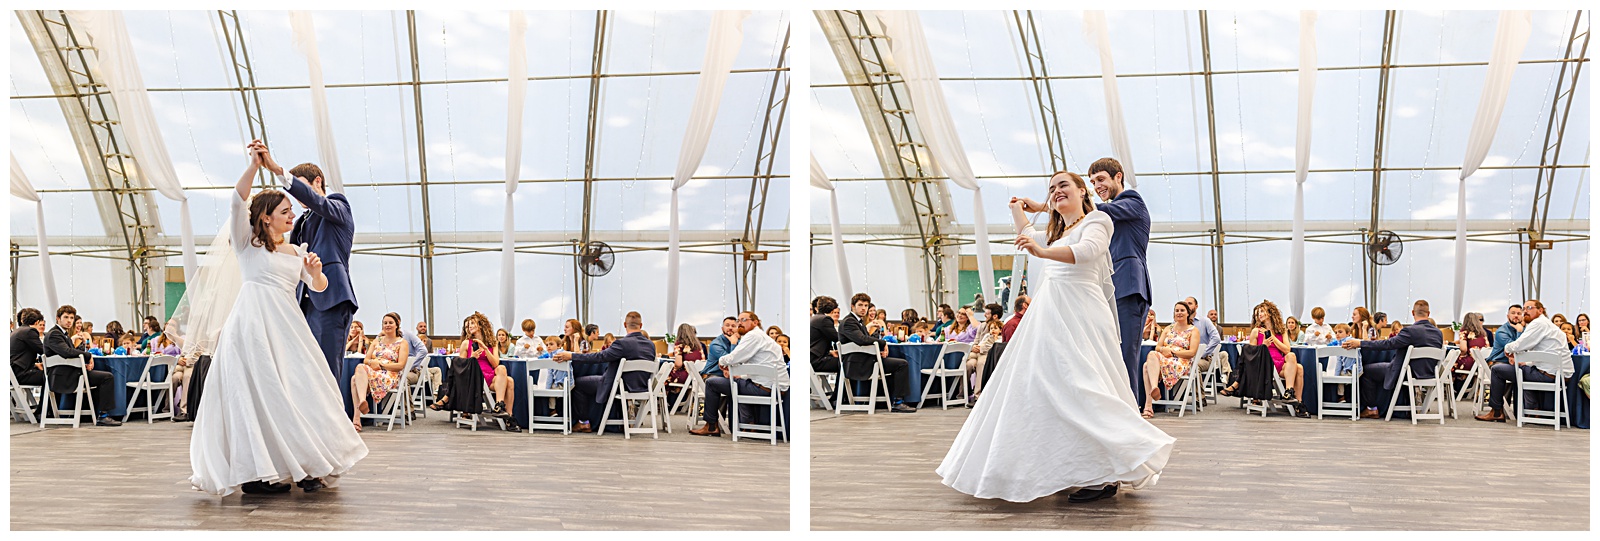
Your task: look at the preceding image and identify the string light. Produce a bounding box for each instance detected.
[441,22,461,321]
[358,12,392,311]
[1230,13,1250,307]
[962,10,1007,178]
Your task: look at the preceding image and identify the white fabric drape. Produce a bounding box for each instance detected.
[1289,11,1318,319]
[290,11,343,193]
[1083,11,1136,189]
[76,11,198,282]
[665,10,750,328]
[877,10,995,302]
[1455,10,1532,321]
[501,11,527,331]
[811,155,854,297]
[11,154,59,311]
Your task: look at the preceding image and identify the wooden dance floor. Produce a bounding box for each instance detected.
[809,399,1589,530]
[11,412,788,530]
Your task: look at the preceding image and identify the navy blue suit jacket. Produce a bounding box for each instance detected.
[286,177,357,311]
[1359,319,1443,390]
[1096,189,1152,303]
[568,331,656,405]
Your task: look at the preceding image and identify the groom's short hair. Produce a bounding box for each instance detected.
[1088,157,1123,183]
[290,163,325,188]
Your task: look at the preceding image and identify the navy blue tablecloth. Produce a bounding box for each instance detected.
[1215,342,1321,414]
[888,343,964,404]
[92,355,167,419]
[1569,354,1589,429]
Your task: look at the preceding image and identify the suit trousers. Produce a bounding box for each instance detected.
[1487,363,1557,412]
[45,367,114,416]
[1359,361,1391,410]
[571,374,606,427]
[301,299,356,376]
[811,355,840,375]
[1116,295,1150,408]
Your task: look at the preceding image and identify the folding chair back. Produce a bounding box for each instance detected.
[728,363,787,444]
[524,358,573,434]
[123,355,178,423]
[1315,346,1359,420]
[40,355,93,429]
[835,343,889,415]
[1512,351,1570,430]
[918,342,972,410]
[598,359,663,439]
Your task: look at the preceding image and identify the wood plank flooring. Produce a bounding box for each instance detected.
[809,398,1589,530]
[11,411,787,530]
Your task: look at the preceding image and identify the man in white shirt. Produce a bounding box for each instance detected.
[690,311,789,437]
[1476,299,1574,422]
[1304,307,1335,346]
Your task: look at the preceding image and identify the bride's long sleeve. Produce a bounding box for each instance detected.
[1066,213,1113,266]
[229,195,251,255]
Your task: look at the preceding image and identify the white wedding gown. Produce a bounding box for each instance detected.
[936,210,1173,503]
[189,195,368,496]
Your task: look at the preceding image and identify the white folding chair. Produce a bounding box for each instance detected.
[1244,366,1299,418]
[728,363,787,445]
[1315,346,1360,421]
[1385,346,1452,424]
[40,355,95,429]
[123,354,178,423]
[523,359,572,435]
[597,359,662,439]
[359,370,410,431]
[835,343,890,415]
[1150,357,1202,417]
[650,361,676,434]
[454,382,508,432]
[669,360,712,431]
[10,366,42,425]
[918,342,972,410]
[1454,347,1491,414]
[1511,351,1570,430]
[1199,351,1225,406]
[407,355,435,420]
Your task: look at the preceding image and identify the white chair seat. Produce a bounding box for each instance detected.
[1315,346,1360,421]
[1511,351,1570,430]
[729,363,787,444]
[835,342,890,415]
[524,358,573,434]
[918,342,972,410]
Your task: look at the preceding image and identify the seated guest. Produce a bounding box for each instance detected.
[767,325,785,342]
[944,307,978,343]
[1341,299,1443,419]
[170,352,198,421]
[350,312,409,432]
[900,309,921,328]
[1476,299,1574,422]
[1207,309,1219,327]
[1141,301,1200,418]
[1224,300,1303,413]
[514,319,547,358]
[810,296,842,376]
[705,316,739,379]
[1388,321,1405,336]
[115,335,136,355]
[402,324,441,398]
[691,311,789,437]
[1550,313,1569,330]
[1487,304,1525,366]
[983,303,1004,325]
[72,320,93,349]
[104,320,125,351]
[584,324,604,353]
[906,321,936,343]
[1577,314,1590,342]
[1329,324,1352,345]
[1142,308,1160,342]
[1373,312,1389,331]
[561,318,589,356]
[136,316,163,353]
[1182,297,1225,381]
[1304,307,1335,346]
[1284,316,1303,343]
[1352,307,1379,341]
[10,308,48,409]
[345,321,369,354]
[665,323,705,398]
[553,311,655,434]
[42,305,121,426]
[155,334,181,357]
[838,293,916,413]
[1559,322,1579,350]
[964,317,1004,406]
[1453,312,1491,378]
[776,334,791,364]
[931,304,956,337]
[416,321,434,353]
[1003,296,1030,342]
[494,328,515,356]
[430,313,517,431]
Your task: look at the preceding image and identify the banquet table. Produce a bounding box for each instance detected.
[887,343,964,405]
[91,355,167,419]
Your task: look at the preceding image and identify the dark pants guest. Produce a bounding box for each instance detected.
[703,377,790,436]
[843,356,911,402]
[1487,363,1556,412]
[571,374,607,428]
[1359,361,1392,410]
[811,355,840,376]
[43,366,115,417]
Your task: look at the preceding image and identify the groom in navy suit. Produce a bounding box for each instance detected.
[254,142,357,376]
[1085,158,1152,408]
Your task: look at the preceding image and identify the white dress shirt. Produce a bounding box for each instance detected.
[719,329,790,392]
[1505,314,1574,377]
[513,335,546,358]
[1304,322,1334,346]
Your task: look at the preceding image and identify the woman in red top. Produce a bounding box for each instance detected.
[1453,312,1490,375]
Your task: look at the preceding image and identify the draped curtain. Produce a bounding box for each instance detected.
[876,10,995,305]
[10,154,59,311]
[665,10,750,328]
[501,11,528,330]
[1456,10,1531,321]
[290,11,344,193]
[1289,11,1318,319]
[1083,11,1136,189]
[810,155,853,297]
[76,11,199,282]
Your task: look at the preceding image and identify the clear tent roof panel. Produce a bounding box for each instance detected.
[10,98,93,190]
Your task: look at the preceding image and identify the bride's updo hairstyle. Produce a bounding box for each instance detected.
[1044,171,1095,244]
[248,189,289,252]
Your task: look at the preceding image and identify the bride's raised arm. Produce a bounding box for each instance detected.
[237,141,263,202]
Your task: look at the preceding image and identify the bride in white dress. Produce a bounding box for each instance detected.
[185,147,368,496]
[936,171,1173,503]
